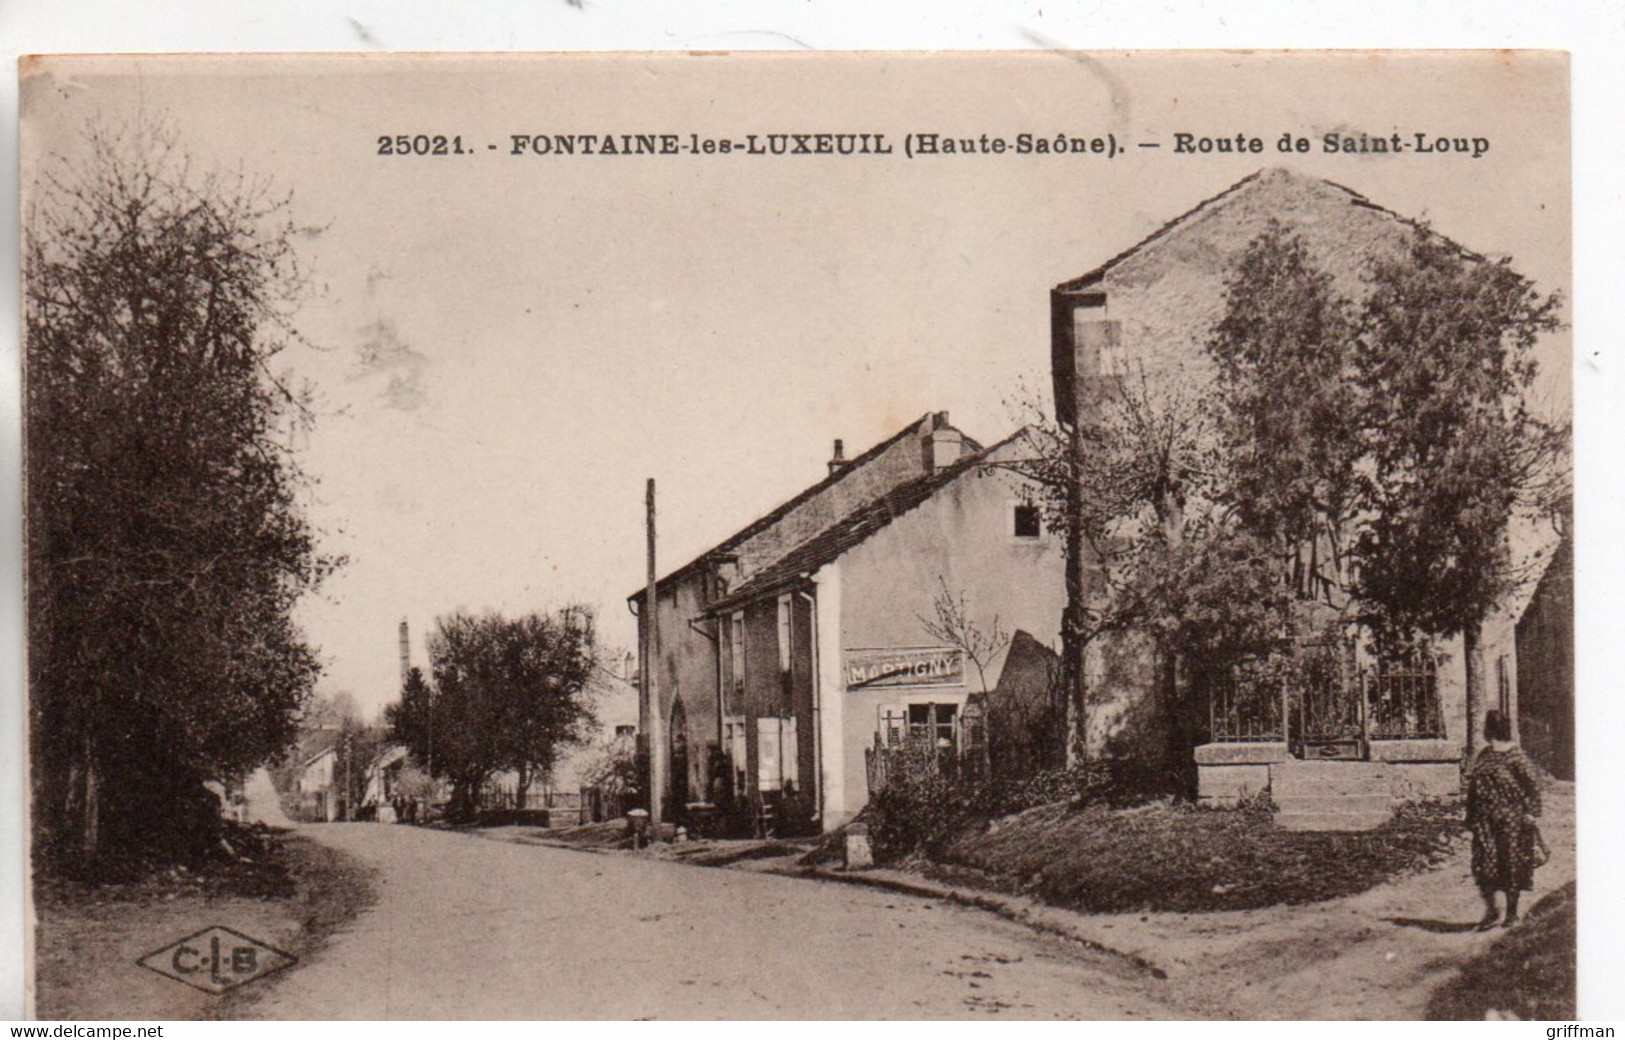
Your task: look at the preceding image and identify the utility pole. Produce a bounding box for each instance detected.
[645,478,665,827]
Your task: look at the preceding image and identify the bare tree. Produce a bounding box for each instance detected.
[918,578,1012,694]
[998,364,1217,767]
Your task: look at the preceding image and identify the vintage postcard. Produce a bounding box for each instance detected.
[20,51,1573,1020]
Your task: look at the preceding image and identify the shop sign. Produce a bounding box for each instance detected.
[843,646,964,691]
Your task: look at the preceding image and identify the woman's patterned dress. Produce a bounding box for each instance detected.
[1466,747,1543,892]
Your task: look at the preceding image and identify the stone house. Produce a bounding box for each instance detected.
[1515,526,1573,779]
[631,413,1063,833]
[1050,166,1555,827]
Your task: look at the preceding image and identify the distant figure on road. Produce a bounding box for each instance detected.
[1467,709,1543,930]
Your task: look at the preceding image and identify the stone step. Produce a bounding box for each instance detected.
[1273,759,1390,779]
[1272,777,1394,798]
[1275,810,1392,832]
[1273,793,1393,815]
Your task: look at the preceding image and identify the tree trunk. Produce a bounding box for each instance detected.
[82,732,100,863]
[1063,611,1089,768]
[1161,648,1196,799]
[1464,621,1487,762]
[1063,418,1089,768]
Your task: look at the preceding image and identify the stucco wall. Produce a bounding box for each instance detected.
[646,573,720,804]
[834,447,1066,817]
[1082,168,1415,385]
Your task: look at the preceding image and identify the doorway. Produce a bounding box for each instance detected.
[669,697,690,808]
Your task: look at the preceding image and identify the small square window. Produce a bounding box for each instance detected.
[614,724,636,739]
[1013,504,1042,539]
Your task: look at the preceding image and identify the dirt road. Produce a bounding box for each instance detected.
[237,823,1181,1019]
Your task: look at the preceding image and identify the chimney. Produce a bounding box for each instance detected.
[827,438,850,477]
[1050,289,1119,427]
[923,413,964,472]
[398,619,410,688]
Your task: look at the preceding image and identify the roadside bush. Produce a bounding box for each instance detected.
[985,759,1168,816]
[867,746,990,860]
[867,753,1161,862]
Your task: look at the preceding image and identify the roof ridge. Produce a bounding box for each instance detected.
[1052,166,1480,292]
[630,411,956,600]
[1054,168,1267,292]
[704,431,1024,613]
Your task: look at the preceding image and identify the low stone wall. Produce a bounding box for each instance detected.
[1383,761,1462,799]
[1371,739,1463,799]
[1195,740,1462,806]
[1195,742,1286,805]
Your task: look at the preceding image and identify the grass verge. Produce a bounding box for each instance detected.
[32,825,375,1020]
[926,796,1463,914]
[1426,881,1576,1020]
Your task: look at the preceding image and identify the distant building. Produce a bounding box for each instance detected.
[296,745,339,822]
[552,669,640,793]
[363,744,411,814]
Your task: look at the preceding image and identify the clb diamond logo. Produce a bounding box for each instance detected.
[138,925,297,995]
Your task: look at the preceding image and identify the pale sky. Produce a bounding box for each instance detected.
[20,52,1571,718]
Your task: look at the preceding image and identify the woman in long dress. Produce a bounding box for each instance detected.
[1466,709,1543,929]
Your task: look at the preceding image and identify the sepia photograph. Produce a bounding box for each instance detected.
[18,51,1574,1020]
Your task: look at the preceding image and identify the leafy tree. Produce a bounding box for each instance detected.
[1208,219,1362,598]
[389,666,439,776]
[387,608,599,821]
[1209,222,1562,756]
[1348,228,1562,752]
[1012,219,1560,789]
[25,121,337,874]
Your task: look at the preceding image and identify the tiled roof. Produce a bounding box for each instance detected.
[1053,166,1481,293]
[627,412,978,602]
[705,431,1024,614]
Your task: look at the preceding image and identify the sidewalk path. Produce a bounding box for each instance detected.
[791,781,1576,1020]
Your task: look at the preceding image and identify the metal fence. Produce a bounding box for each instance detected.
[1208,661,1286,742]
[1208,642,1444,745]
[1363,651,1445,740]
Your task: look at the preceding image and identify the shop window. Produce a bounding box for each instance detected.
[878,704,906,747]
[908,702,960,750]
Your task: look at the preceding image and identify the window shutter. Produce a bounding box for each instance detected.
[781,716,799,788]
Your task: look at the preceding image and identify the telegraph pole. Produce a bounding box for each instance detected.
[645,478,665,826]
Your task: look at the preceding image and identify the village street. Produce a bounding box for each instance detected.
[232,823,1183,1020]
